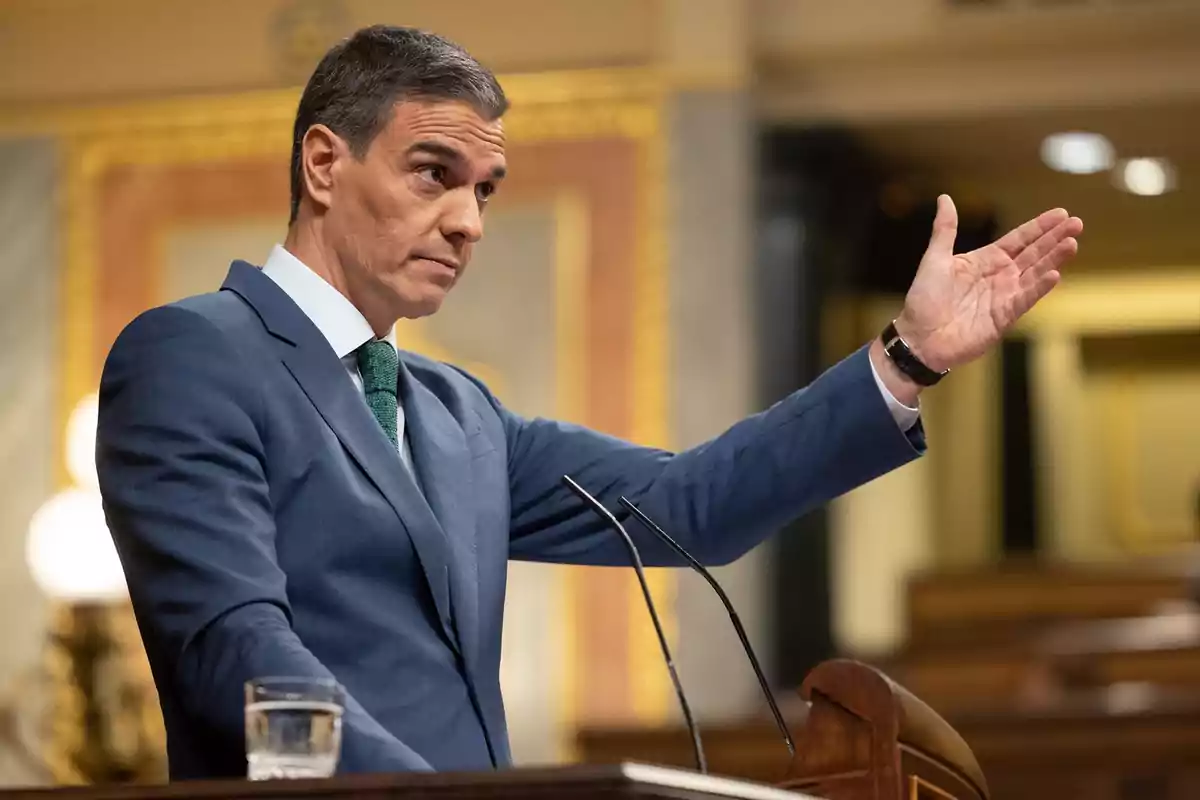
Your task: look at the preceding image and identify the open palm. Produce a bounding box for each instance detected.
[898,195,1084,373]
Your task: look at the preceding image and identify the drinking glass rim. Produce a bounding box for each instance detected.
[246,676,345,693]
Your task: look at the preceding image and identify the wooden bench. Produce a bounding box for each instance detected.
[883,608,1200,712]
[904,561,1197,650]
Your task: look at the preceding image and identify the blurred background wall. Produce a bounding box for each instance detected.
[0,0,1197,793]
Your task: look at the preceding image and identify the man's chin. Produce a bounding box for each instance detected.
[397,288,450,320]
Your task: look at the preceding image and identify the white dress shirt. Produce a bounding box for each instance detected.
[261,245,416,468]
[872,355,921,432]
[260,244,919,447]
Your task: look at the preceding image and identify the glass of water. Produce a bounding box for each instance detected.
[245,677,345,780]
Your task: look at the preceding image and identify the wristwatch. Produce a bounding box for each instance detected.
[880,320,948,387]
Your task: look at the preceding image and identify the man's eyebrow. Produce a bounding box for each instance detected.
[407,140,464,163]
[407,140,507,180]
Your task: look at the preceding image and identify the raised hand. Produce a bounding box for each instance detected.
[895,195,1083,374]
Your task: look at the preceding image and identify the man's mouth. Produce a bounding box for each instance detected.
[415,255,460,272]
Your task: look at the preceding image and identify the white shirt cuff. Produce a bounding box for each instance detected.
[869,356,921,432]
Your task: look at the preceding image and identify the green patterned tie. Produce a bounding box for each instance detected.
[356,340,399,447]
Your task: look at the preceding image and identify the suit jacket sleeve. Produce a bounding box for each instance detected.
[499,345,925,567]
[96,306,433,775]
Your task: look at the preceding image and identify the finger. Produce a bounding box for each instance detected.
[926,194,959,256]
[1013,270,1061,319]
[994,207,1070,259]
[1020,237,1078,289]
[1014,216,1084,272]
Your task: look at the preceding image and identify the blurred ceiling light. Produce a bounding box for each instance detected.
[1114,157,1177,197]
[1039,132,1115,175]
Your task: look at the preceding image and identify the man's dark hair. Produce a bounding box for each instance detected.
[288,25,508,224]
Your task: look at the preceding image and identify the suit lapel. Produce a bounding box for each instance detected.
[399,360,481,673]
[221,262,459,654]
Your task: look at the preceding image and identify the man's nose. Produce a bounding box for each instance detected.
[441,190,484,245]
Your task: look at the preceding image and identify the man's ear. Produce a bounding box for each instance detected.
[300,124,347,214]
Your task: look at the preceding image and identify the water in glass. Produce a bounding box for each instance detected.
[245,678,344,780]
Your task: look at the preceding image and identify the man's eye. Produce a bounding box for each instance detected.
[417,165,446,184]
[476,183,496,203]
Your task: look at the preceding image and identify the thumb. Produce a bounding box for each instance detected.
[926,194,959,256]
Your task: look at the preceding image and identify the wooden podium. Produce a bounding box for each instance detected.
[0,661,988,800]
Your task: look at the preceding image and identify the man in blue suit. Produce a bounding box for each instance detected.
[96,25,1082,780]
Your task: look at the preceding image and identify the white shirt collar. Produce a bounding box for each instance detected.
[260,244,396,358]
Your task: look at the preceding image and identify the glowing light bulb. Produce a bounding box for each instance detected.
[26,487,126,601]
[66,392,99,489]
[26,392,126,601]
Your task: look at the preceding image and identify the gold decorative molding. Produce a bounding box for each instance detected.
[553,193,591,426]
[0,68,672,139]
[624,74,676,725]
[0,66,753,142]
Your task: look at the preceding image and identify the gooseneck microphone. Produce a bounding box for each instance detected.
[560,475,708,775]
[618,495,797,757]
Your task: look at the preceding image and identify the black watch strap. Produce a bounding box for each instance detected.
[880,321,947,387]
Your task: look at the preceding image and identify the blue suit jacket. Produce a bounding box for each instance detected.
[96,261,923,780]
